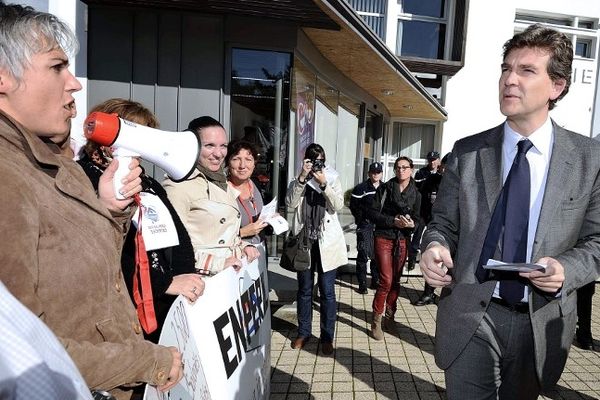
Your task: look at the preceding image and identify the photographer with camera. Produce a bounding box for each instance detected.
[367,156,421,340]
[285,143,347,356]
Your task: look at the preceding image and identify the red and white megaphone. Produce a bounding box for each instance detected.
[84,111,199,199]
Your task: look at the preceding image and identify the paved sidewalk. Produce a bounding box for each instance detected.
[269,272,600,400]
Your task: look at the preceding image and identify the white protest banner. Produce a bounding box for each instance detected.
[144,258,271,400]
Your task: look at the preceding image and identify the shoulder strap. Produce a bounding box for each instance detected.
[379,184,387,213]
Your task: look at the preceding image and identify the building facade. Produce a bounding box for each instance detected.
[24,0,446,254]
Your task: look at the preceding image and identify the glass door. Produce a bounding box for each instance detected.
[230,48,292,254]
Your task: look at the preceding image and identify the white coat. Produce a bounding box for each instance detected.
[285,170,348,272]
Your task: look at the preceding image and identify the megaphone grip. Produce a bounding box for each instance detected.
[113,155,132,200]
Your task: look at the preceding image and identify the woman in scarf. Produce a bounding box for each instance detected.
[286,143,348,356]
[78,98,203,343]
[368,156,421,341]
[163,117,260,276]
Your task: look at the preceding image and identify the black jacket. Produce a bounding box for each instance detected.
[349,179,379,229]
[368,177,421,240]
[414,166,435,189]
[78,155,196,342]
[419,172,443,224]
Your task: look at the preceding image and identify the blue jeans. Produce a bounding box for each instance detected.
[296,241,337,343]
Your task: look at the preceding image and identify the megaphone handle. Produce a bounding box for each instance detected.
[113,155,133,200]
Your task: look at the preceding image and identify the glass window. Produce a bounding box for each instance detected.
[335,103,360,192]
[575,40,592,58]
[397,20,446,58]
[230,48,292,204]
[391,122,435,163]
[396,0,447,59]
[314,78,339,167]
[578,20,594,29]
[402,0,445,18]
[346,0,387,39]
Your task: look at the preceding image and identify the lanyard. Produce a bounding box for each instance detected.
[238,180,258,222]
[132,194,157,334]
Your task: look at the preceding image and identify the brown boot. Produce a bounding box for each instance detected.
[371,313,384,341]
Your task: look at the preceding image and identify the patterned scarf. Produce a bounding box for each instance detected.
[301,185,327,242]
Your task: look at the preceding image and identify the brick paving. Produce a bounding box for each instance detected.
[270,273,600,400]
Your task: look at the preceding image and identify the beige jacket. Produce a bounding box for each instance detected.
[285,174,348,272]
[0,112,172,400]
[163,170,247,274]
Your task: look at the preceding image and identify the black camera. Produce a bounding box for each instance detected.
[311,159,325,172]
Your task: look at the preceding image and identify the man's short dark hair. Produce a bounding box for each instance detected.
[502,24,573,110]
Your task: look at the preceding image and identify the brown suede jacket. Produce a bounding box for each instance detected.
[0,111,172,399]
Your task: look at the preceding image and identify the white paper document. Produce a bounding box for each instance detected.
[483,259,546,272]
[259,197,289,235]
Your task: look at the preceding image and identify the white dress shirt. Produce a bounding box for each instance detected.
[0,282,93,400]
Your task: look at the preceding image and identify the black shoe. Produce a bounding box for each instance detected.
[369,280,378,290]
[576,329,595,351]
[321,341,334,355]
[576,339,595,351]
[413,293,437,306]
[407,258,416,271]
[357,286,368,295]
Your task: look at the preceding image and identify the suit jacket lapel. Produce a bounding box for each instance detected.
[480,124,504,213]
[532,124,574,259]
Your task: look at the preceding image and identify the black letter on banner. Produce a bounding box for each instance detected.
[213,311,238,378]
[260,271,269,315]
[254,275,265,321]
[229,304,247,355]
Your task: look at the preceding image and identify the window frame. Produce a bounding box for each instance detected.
[395,0,451,60]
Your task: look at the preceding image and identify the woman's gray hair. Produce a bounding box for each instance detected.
[0,3,79,82]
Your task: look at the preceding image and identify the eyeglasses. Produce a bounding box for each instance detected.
[395,166,411,171]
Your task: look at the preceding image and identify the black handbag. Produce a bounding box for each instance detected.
[279,229,312,272]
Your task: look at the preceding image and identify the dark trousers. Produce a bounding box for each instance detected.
[445,302,540,400]
[577,281,596,340]
[356,228,378,287]
[372,236,407,316]
[296,241,337,343]
[408,220,425,260]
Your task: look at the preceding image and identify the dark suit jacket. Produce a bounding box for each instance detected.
[421,121,600,389]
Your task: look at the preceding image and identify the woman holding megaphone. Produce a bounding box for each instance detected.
[79,98,204,343]
[163,117,260,276]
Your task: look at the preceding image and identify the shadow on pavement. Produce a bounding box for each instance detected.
[542,385,599,399]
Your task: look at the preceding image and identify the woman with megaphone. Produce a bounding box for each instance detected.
[79,98,204,343]
[163,117,260,276]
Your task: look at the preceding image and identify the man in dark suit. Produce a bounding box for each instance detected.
[420,24,600,399]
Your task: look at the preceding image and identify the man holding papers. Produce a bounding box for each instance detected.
[419,25,600,399]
